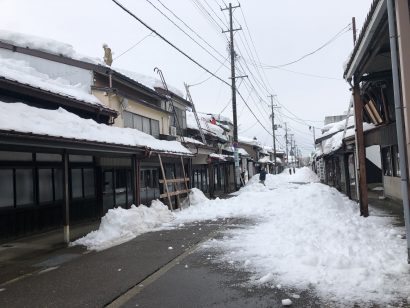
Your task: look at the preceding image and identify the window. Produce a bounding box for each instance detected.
[392,145,401,177]
[38,169,53,203]
[0,151,32,161]
[123,111,160,138]
[382,147,393,176]
[71,168,95,199]
[0,170,14,208]
[16,169,34,206]
[171,107,187,135]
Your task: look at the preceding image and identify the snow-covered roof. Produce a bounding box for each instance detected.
[258,156,272,164]
[0,102,191,155]
[320,116,354,139]
[0,29,102,65]
[238,148,250,156]
[209,153,233,161]
[114,67,184,98]
[187,110,227,141]
[181,136,205,146]
[238,136,262,148]
[0,56,105,107]
[316,122,376,157]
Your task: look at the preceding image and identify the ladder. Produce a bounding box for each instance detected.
[154,67,185,143]
[184,83,207,145]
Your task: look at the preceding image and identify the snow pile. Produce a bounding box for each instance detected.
[0,29,102,64]
[239,136,262,148]
[0,56,102,106]
[0,102,191,155]
[182,136,205,146]
[73,200,174,251]
[187,188,209,206]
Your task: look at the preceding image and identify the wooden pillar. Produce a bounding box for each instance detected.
[353,83,369,217]
[63,151,70,243]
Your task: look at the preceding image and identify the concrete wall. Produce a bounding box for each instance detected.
[383,175,402,200]
[93,90,170,134]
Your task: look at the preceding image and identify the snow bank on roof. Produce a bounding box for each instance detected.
[321,116,355,138]
[0,29,102,64]
[317,122,375,156]
[182,136,205,146]
[0,102,191,155]
[0,56,103,106]
[114,67,184,98]
[258,156,272,164]
[200,113,233,125]
[187,111,227,141]
[239,136,262,147]
[73,200,174,251]
[209,153,232,161]
[238,148,249,156]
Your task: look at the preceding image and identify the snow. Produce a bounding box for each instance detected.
[209,153,232,161]
[114,67,184,98]
[0,56,103,106]
[181,136,205,146]
[74,167,409,305]
[321,116,354,138]
[239,136,262,148]
[237,148,250,156]
[0,29,102,64]
[258,156,272,164]
[72,200,174,251]
[0,102,191,155]
[187,110,227,141]
[317,122,375,156]
[281,299,292,306]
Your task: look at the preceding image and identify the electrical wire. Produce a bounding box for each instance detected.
[114,32,154,60]
[111,0,230,87]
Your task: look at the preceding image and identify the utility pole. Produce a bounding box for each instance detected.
[289,134,294,167]
[222,2,242,189]
[268,95,280,173]
[352,17,357,45]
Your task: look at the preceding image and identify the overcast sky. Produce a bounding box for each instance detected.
[1,0,373,154]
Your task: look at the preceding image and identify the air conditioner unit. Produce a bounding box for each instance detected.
[170,126,177,136]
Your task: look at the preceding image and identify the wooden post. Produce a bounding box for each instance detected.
[63,151,70,243]
[180,156,191,207]
[353,83,369,217]
[132,155,139,206]
[158,154,173,211]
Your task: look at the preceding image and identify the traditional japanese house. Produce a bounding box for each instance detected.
[0,31,191,242]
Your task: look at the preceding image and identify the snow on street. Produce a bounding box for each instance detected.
[74,168,410,306]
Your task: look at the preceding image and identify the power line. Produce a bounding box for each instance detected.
[114,32,154,60]
[111,0,230,87]
[259,23,351,68]
[155,0,228,61]
[144,0,229,69]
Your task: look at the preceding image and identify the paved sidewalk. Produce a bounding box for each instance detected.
[0,219,230,308]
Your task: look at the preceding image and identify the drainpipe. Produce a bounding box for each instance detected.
[387,0,410,264]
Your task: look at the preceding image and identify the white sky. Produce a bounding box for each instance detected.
[0,0,373,154]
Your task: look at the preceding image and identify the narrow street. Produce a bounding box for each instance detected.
[1,168,408,307]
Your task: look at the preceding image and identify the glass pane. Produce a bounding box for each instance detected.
[54,169,64,201]
[38,169,53,203]
[16,169,34,206]
[115,170,127,207]
[71,169,83,198]
[151,120,160,138]
[36,153,62,162]
[103,171,114,214]
[69,155,93,163]
[126,170,133,206]
[0,151,32,161]
[0,169,14,207]
[134,114,143,131]
[83,168,95,197]
[123,111,133,128]
[143,117,151,135]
